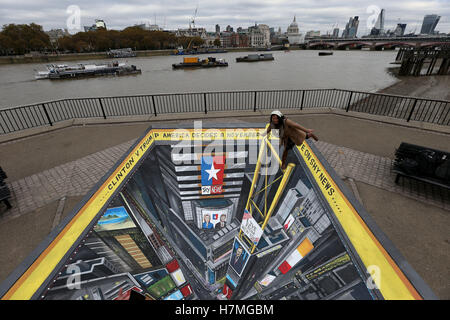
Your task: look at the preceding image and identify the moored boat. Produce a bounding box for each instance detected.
[35,62,141,80]
[236,53,274,62]
[107,48,137,58]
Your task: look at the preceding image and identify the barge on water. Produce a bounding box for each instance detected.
[35,61,141,80]
[318,51,333,56]
[172,57,228,69]
[236,53,274,62]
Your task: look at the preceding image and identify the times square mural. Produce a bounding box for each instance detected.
[39,133,382,301]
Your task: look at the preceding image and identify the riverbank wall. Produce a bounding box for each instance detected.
[0,47,299,65]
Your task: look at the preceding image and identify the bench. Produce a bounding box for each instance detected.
[0,166,12,210]
[393,142,450,190]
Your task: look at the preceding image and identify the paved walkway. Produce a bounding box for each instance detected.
[1,137,448,223]
[0,140,134,222]
[318,141,450,211]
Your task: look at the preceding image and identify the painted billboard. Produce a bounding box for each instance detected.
[229,237,251,277]
[93,206,136,231]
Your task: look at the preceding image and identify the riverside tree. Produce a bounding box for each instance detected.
[0,23,51,55]
[0,23,206,55]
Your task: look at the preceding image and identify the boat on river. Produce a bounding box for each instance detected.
[35,61,141,80]
[236,53,274,62]
[172,57,228,69]
[318,52,333,56]
[107,48,137,58]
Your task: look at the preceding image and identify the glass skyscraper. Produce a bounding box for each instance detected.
[420,14,440,34]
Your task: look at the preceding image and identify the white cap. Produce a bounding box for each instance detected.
[271,110,283,118]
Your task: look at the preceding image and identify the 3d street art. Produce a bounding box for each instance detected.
[0,123,437,300]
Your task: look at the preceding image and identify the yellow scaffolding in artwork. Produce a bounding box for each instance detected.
[238,128,295,254]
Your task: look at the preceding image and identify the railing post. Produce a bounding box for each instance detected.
[204,93,207,114]
[254,91,257,112]
[300,90,305,110]
[151,95,157,116]
[42,103,52,126]
[346,91,353,112]
[98,98,106,119]
[407,99,418,122]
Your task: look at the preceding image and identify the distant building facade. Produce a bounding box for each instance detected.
[46,28,70,45]
[135,23,162,31]
[286,16,304,44]
[342,16,359,38]
[420,14,441,34]
[84,19,107,32]
[249,24,270,48]
[393,23,407,37]
[305,30,320,39]
[332,28,340,38]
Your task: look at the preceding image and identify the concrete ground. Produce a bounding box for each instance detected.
[0,110,449,299]
[0,123,150,181]
[0,195,83,283]
[354,181,449,300]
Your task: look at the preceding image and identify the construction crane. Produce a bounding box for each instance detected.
[189,5,198,30]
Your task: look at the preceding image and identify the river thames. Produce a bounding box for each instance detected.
[0,50,399,109]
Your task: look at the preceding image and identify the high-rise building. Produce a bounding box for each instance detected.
[420,14,440,34]
[215,24,220,34]
[342,16,359,38]
[332,28,339,38]
[393,23,407,37]
[370,9,385,36]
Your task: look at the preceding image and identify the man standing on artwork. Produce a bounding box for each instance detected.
[214,214,227,230]
[202,214,213,229]
[265,110,318,170]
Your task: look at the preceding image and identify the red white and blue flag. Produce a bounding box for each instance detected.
[201,156,224,195]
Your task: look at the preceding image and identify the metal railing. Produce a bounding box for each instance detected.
[0,89,449,134]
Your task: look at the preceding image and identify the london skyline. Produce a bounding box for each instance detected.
[1,0,449,36]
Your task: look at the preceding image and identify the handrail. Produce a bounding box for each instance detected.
[0,88,449,134]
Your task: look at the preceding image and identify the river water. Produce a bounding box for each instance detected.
[0,50,399,109]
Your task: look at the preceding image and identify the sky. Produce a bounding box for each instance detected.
[1,0,449,36]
